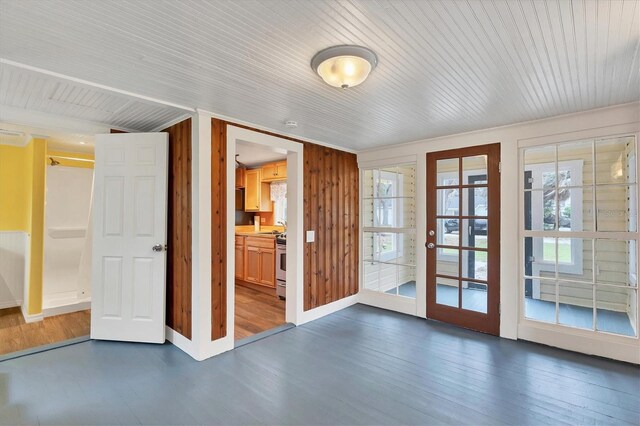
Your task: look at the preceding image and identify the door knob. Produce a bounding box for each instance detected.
[428,230,435,236]
[152,244,166,252]
[427,243,435,249]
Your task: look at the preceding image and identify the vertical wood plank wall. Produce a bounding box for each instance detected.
[211,119,227,340]
[210,121,359,340]
[303,143,359,310]
[164,119,193,340]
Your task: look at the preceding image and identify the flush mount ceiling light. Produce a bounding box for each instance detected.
[311,45,378,89]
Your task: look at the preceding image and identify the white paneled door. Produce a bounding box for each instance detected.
[91,133,168,343]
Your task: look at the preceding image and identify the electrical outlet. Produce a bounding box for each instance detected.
[306,230,315,243]
[261,217,266,223]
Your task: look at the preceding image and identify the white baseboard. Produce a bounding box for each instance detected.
[359,291,417,316]
[43,300,91,317]
[21,304,43,323]
[518,321,640,364]
[0,300,22,310]
[298,293,360,325]
[165,326,198,358]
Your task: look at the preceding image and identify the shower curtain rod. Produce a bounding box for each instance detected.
[49,155,94,163]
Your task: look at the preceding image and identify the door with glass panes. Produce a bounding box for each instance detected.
[426,143,500,335]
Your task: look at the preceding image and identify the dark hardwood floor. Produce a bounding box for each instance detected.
[1,304,638,425]
[234,282,285,340]
[0,307,90,355]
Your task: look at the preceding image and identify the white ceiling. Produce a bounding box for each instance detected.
[0,0,638,151]
[236,141,286,167]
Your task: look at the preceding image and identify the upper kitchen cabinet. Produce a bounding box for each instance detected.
[235,167,246,188]
[261,161,287,182]
[244,168,272,212]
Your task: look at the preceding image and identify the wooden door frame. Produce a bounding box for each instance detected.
[426,143,501,335]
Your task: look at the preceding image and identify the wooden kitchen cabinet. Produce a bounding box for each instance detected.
[261,161,287,182]
[244,169,272,212]
[235,236,245,280]
[235,167,246,189]
[243,237,276,288]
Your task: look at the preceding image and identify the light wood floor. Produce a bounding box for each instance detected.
[234,282,285,340]
[0,307,90,355]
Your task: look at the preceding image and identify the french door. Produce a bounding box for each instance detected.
[426,143,500,335]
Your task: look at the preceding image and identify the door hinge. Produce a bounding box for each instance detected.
[498,162,502,173]
[499,303,501,314]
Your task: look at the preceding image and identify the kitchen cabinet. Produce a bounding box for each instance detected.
[243,236,276,288]
[244,169,272,212]
[235,167,246,189]
[235,236,245,280]
[261,161,287,182]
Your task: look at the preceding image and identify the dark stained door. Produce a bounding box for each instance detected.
[426,143,501,335]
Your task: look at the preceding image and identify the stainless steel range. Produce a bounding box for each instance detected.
[275,234,286,299]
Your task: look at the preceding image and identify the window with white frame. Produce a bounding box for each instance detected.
[362,164,416,298]
[522,135,639,338]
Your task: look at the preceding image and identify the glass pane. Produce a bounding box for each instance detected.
[377,233,398,262]
[437,218,460,247]
[461,219,487,248]
[437,188,459,217]
[595,239,637,287]
[558,281,593,330]
[462,186,488,216]
[595,136,636,185]
[379,263,398,295]
[524,145,556,190]
[394,233,416,266]
[363,261,379,291]
[436,247,458,277]
[596,285,636,336]
[596,185,637,232]
[374,199,399,227]
[362,198,374,228]
[437,159,459,186]
[524,278,556,323]
[462,155,487,182]
[557,238,593,283]
[524,189,556,231]
[374,168,397,198]
[461,249,487,281]
[397,164,417,198]
[462,281,487,313]
[524,236,557,277]
[395,265,416,298]
[551,186,594,232]
[362,169,374,198]
[436,277,459,307]
[557,140,594,186]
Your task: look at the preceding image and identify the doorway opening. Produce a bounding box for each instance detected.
[233,140,288,341]
[226,125,303,346]
[0,124,94,359]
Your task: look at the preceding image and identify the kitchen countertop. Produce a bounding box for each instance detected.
[235,225,284,238]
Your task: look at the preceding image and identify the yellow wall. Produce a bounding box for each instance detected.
[26,138,46,315]
[0,144,31,231]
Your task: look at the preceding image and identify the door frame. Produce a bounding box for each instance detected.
[426,143,501,335]
[226,125,304,339]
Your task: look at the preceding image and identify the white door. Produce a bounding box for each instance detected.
[91,132,169,343]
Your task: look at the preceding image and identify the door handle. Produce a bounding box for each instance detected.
[426,243,435,249]
[152,244,166,252]
[428,230,435,236]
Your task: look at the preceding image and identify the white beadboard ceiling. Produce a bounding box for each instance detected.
[0,0,638,150]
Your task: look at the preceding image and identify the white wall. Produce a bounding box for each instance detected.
[43,165,93,310]
[0,231,28,309]
[358,102,640,364]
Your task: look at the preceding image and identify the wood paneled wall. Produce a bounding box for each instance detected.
[211,119,227,340]
[303,143,359,310]
[164,119,192,340]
